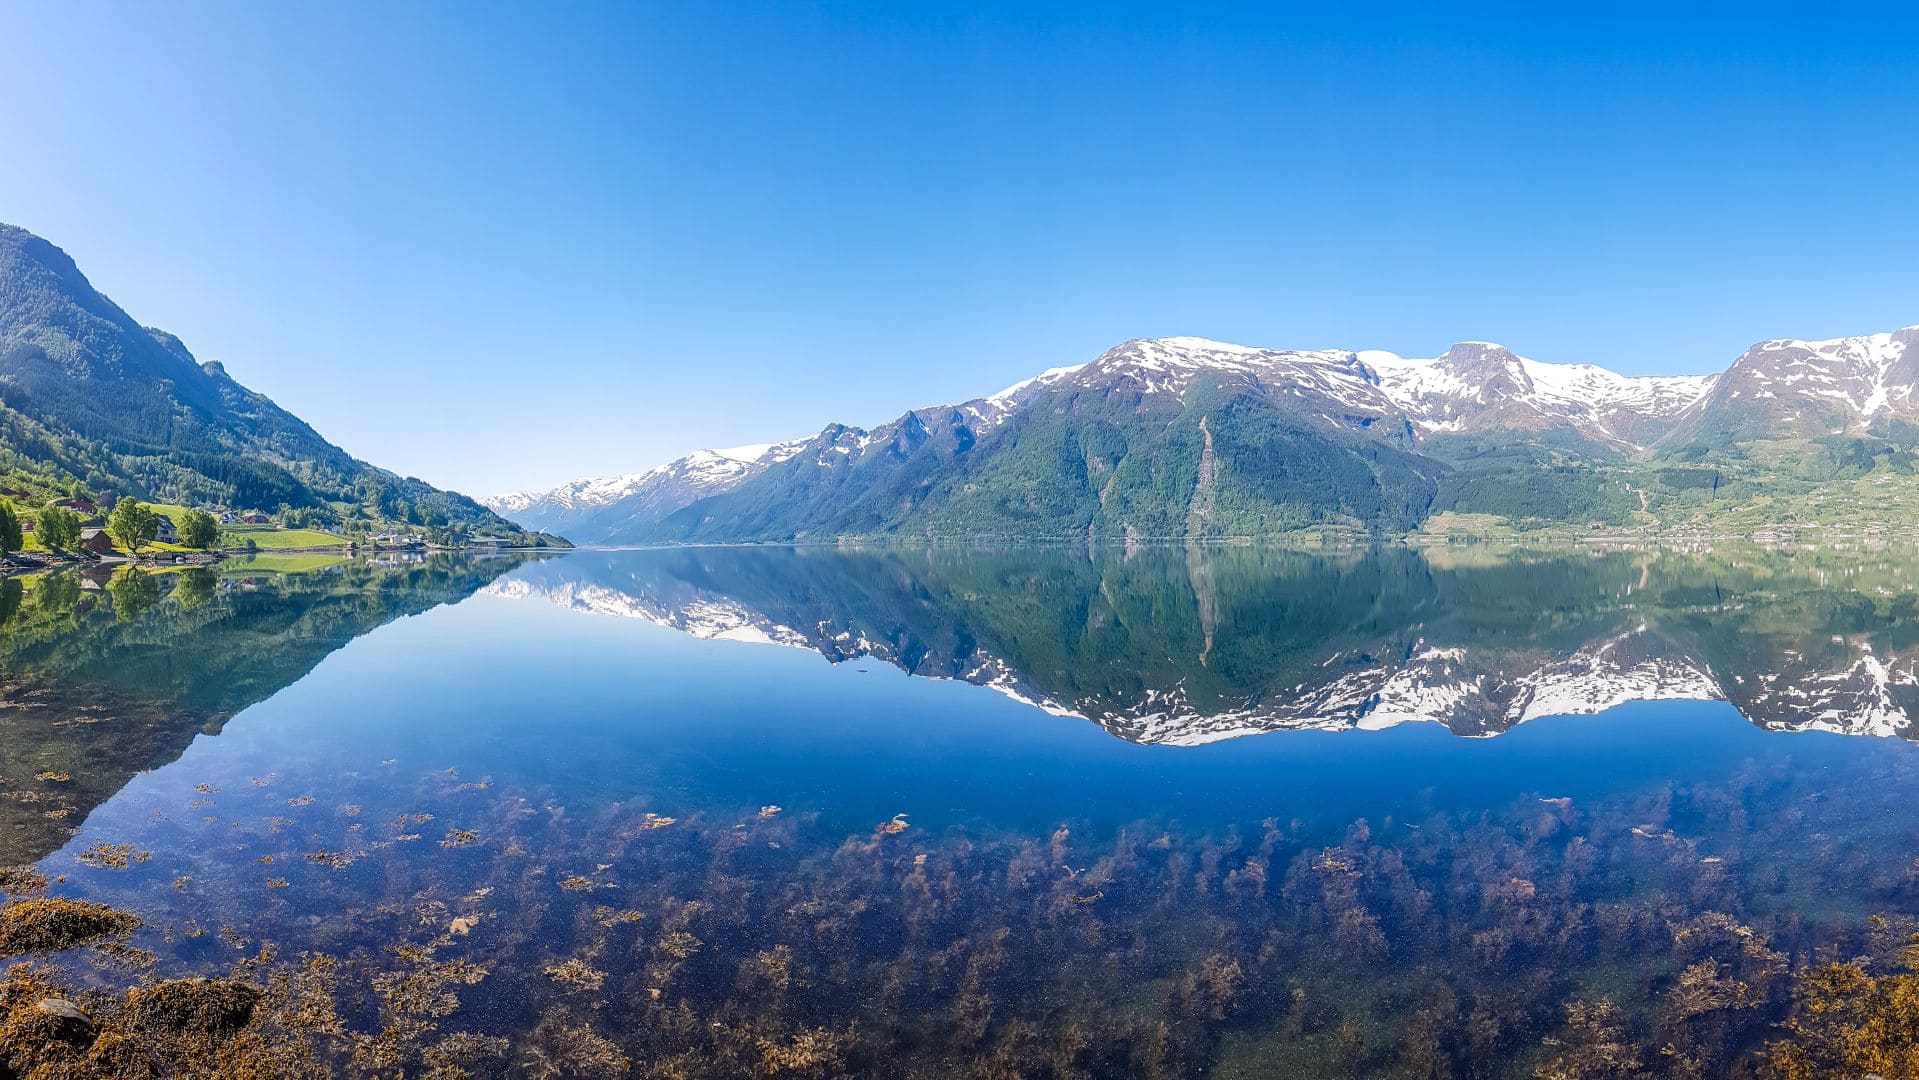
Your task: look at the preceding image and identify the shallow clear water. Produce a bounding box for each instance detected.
[10,546,1919,1076]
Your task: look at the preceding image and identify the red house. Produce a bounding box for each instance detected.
[78,528,115,555]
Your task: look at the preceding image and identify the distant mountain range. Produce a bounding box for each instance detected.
[489,326,1919,543]
[0,223,559,544]
[489,546,1919,745]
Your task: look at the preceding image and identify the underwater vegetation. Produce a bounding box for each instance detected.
[0,749,1916,1078]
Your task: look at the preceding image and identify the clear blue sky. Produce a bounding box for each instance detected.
[4,2,1919,495]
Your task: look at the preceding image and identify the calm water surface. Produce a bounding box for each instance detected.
[9,546,1919,1076]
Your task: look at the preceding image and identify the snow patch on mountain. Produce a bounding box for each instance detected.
[1359,344,1716,444]
[481,490,542,515]
[952,336,1716,448]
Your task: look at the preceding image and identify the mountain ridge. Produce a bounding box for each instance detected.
[492,324,1919,544]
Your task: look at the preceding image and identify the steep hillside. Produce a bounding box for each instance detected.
[0,223,562,545]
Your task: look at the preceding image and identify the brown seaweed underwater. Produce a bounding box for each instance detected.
[5,752,1919,1079]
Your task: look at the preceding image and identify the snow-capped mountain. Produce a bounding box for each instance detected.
[975,336,1717,449]
[481,489,544,516]
[1667,325,1919,443]
[481,440,805,541]
[1362,343,1716,447]
[487,321,1919,545]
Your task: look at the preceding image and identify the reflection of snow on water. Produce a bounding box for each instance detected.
[484,552,1919,745]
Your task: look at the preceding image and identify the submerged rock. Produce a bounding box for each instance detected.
[33,999,89,1024]
[124,977,259,1038]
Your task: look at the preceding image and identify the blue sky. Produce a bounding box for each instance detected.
[4,2,1919,494]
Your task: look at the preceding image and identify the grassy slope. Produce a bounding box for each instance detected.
[140,503,344,549]
[217,525,350,549]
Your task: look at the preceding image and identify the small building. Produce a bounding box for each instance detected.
[153,514,178,543]
[78,528,115,555]
[240,512,269,525]
[54,497,97,514]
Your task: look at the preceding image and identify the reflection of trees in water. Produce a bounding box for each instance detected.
[0,556,526,865]
[105,568,159,622]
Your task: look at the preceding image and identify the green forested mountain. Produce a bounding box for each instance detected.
[496,326,1919,543]
[656,388,1444,542]
[0,223,563,544]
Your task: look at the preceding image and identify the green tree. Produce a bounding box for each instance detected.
[37,506,81,550]
[0,500,20,554]
[178,508,219,549]
[107,498,158,553]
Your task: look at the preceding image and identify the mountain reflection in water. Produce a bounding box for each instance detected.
[0,555,525,863]
[489,544,1919,744]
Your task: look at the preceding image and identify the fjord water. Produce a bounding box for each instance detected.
[13,546,1919,1075]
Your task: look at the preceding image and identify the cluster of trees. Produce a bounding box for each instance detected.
[0,483,554,559]
[33,506,80,549]
[0,500,70,553]
[0,496,225,557]
[105,499,155,551]
[105,501,219,552]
